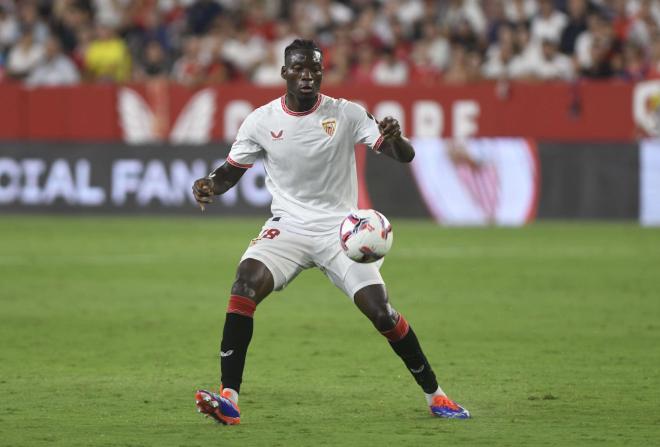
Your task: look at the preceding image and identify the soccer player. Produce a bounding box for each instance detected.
[192,39,470,424]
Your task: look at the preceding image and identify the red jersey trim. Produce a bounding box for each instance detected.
[372,135,385,153]
[227,156,253,169]
[280,94,323,116]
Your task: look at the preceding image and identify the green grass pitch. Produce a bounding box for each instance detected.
[1,217,659,446]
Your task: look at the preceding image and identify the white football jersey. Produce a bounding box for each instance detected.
[227,94,384,234]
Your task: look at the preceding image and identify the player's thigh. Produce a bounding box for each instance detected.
[241,223,314,292]
[315,233,385,299]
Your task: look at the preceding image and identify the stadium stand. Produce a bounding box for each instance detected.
[0,0,659,87]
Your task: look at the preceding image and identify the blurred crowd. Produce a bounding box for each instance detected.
[1,0,660,88]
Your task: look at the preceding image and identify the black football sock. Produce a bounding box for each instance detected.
[381,315,439,394]
[219,295,256,393]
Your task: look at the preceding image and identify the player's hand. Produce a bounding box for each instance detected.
[192,177,215,211]
[378,116,402,140]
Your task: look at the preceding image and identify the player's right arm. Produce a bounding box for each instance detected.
[192,109,264,209]
[192,163,246,208]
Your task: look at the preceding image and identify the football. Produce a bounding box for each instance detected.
[339,209,394,263]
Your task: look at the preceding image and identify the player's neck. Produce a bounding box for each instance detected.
[285,93,318,113]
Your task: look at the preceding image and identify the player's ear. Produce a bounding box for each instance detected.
[280,66,287,80]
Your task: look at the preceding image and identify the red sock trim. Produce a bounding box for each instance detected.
[380,314,410,342]
[227,295,256,318]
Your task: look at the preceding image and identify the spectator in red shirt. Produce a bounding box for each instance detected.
[609,0,634,41]
[172,35,206,86]
[410,40,441,85]
[352,44,376,84]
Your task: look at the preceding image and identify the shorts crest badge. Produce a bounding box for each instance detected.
[321,119,337,137]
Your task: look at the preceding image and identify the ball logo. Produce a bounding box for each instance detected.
[359,220,375,232]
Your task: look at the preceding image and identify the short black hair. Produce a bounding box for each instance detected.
[284,39,322,61]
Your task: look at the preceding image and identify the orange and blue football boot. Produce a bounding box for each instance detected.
[430,395,470,419]
[195,388,240,425]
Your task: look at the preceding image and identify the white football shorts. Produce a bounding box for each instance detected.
[240,218,384,299]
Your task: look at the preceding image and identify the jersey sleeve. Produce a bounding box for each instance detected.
[344,101,384,153]
[227,112,263,169]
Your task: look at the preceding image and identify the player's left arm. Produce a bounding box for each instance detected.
[377,116,415,163]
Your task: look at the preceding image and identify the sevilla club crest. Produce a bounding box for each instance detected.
[448,141,500,221]
[409,138,538,226]
[321,119,337,137]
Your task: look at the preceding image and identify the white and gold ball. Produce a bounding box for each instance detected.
[339,209,393,263]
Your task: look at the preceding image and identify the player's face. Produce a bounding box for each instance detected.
[281,49,323,99]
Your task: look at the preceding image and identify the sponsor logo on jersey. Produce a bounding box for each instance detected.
[321,119,336,137]
[270,130,284,140]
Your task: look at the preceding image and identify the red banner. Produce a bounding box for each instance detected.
[0,81,653,142]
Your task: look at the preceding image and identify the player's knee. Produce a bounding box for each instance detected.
[230,278,259,301]
[231,272,266,301]
[370,307,398,332]
[231,261,274,301]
